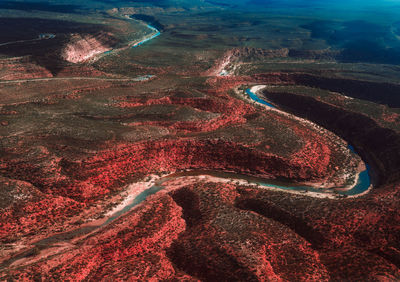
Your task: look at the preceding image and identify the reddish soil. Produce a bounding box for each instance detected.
[2,180,399,281]
[0,70,399,281]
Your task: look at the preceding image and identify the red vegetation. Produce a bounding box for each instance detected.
[0,77,349,248]
[5,180,399,280]
[115,91,255,133]
[1,68,398,280]
[4,195,187,280]
[0,131,341,249]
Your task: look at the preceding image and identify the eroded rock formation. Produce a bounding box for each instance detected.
[62,32,116,63]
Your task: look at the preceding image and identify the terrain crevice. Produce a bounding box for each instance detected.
[235,198,325,248]
[169,187,203,227]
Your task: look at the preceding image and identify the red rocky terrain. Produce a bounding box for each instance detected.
[1,70,399,280]
[0,81,353,246]
[0,16,399,279]
[2,178,399,280]
[0,67,381,280]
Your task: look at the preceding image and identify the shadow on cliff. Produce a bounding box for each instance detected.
[166,187,260,281]
[235,197,325,248]
[261,89,400,187]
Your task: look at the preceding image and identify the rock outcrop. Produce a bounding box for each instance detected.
[61,32,116,63]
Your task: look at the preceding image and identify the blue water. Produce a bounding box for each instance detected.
[341,166,371,196]
[246,88,372,196]
[96,87,373,230]
[132,24,161,48]
[102,185,164,226]
[348,144,356,153]
[345,144,371,195]
[133,74,155,81]
[246,88,276,108]
[101,23,160,57]
[255,165,371,196]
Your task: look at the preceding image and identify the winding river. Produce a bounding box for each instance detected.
[95,87,373,231]
[2,34,373,269]
[100,19,161,57]
[244,87,371,197]
[40,87,373,244]
[132,24,161,47]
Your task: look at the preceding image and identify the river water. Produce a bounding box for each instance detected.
[32,88,373,247]
[3,86,372,267]
[132,24,161,48]
[245,87,371,196]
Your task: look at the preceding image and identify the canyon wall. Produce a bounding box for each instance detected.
[262,90,400,186]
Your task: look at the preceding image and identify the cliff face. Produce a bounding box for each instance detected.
[206,47,344,77]
[205,47,289,76]
[61,32,116,63]
[0,136,340,245]
[230,47,289,61]
[290,74,400,108]
[252,72,400,108]
[288,49,341,60]
[262,90,400,186]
